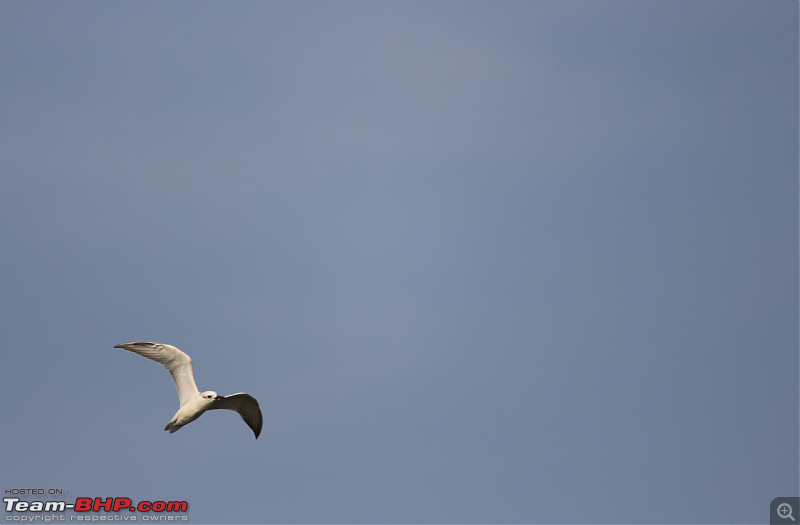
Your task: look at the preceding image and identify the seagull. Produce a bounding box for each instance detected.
[115,341,263,439]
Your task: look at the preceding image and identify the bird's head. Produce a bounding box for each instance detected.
[201,391,223,403]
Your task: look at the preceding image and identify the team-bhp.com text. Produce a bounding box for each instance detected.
[4,498,188,522]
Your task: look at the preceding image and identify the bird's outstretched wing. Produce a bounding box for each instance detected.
[209,393,263,439]
[115,341,199,407]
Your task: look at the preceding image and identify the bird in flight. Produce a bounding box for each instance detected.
[115,341,263,439]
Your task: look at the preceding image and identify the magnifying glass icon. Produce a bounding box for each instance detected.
[778,503,795,521]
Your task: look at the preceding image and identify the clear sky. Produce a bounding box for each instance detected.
[0,1,797,524]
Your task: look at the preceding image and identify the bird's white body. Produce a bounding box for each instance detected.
[115,341,263,439]
[165,391,219,433]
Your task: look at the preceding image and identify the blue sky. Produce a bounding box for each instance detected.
[0,1,797,523]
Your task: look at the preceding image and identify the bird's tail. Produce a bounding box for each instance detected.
[164,421,182,434]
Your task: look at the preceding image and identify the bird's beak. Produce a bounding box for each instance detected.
[215,395,225,400]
